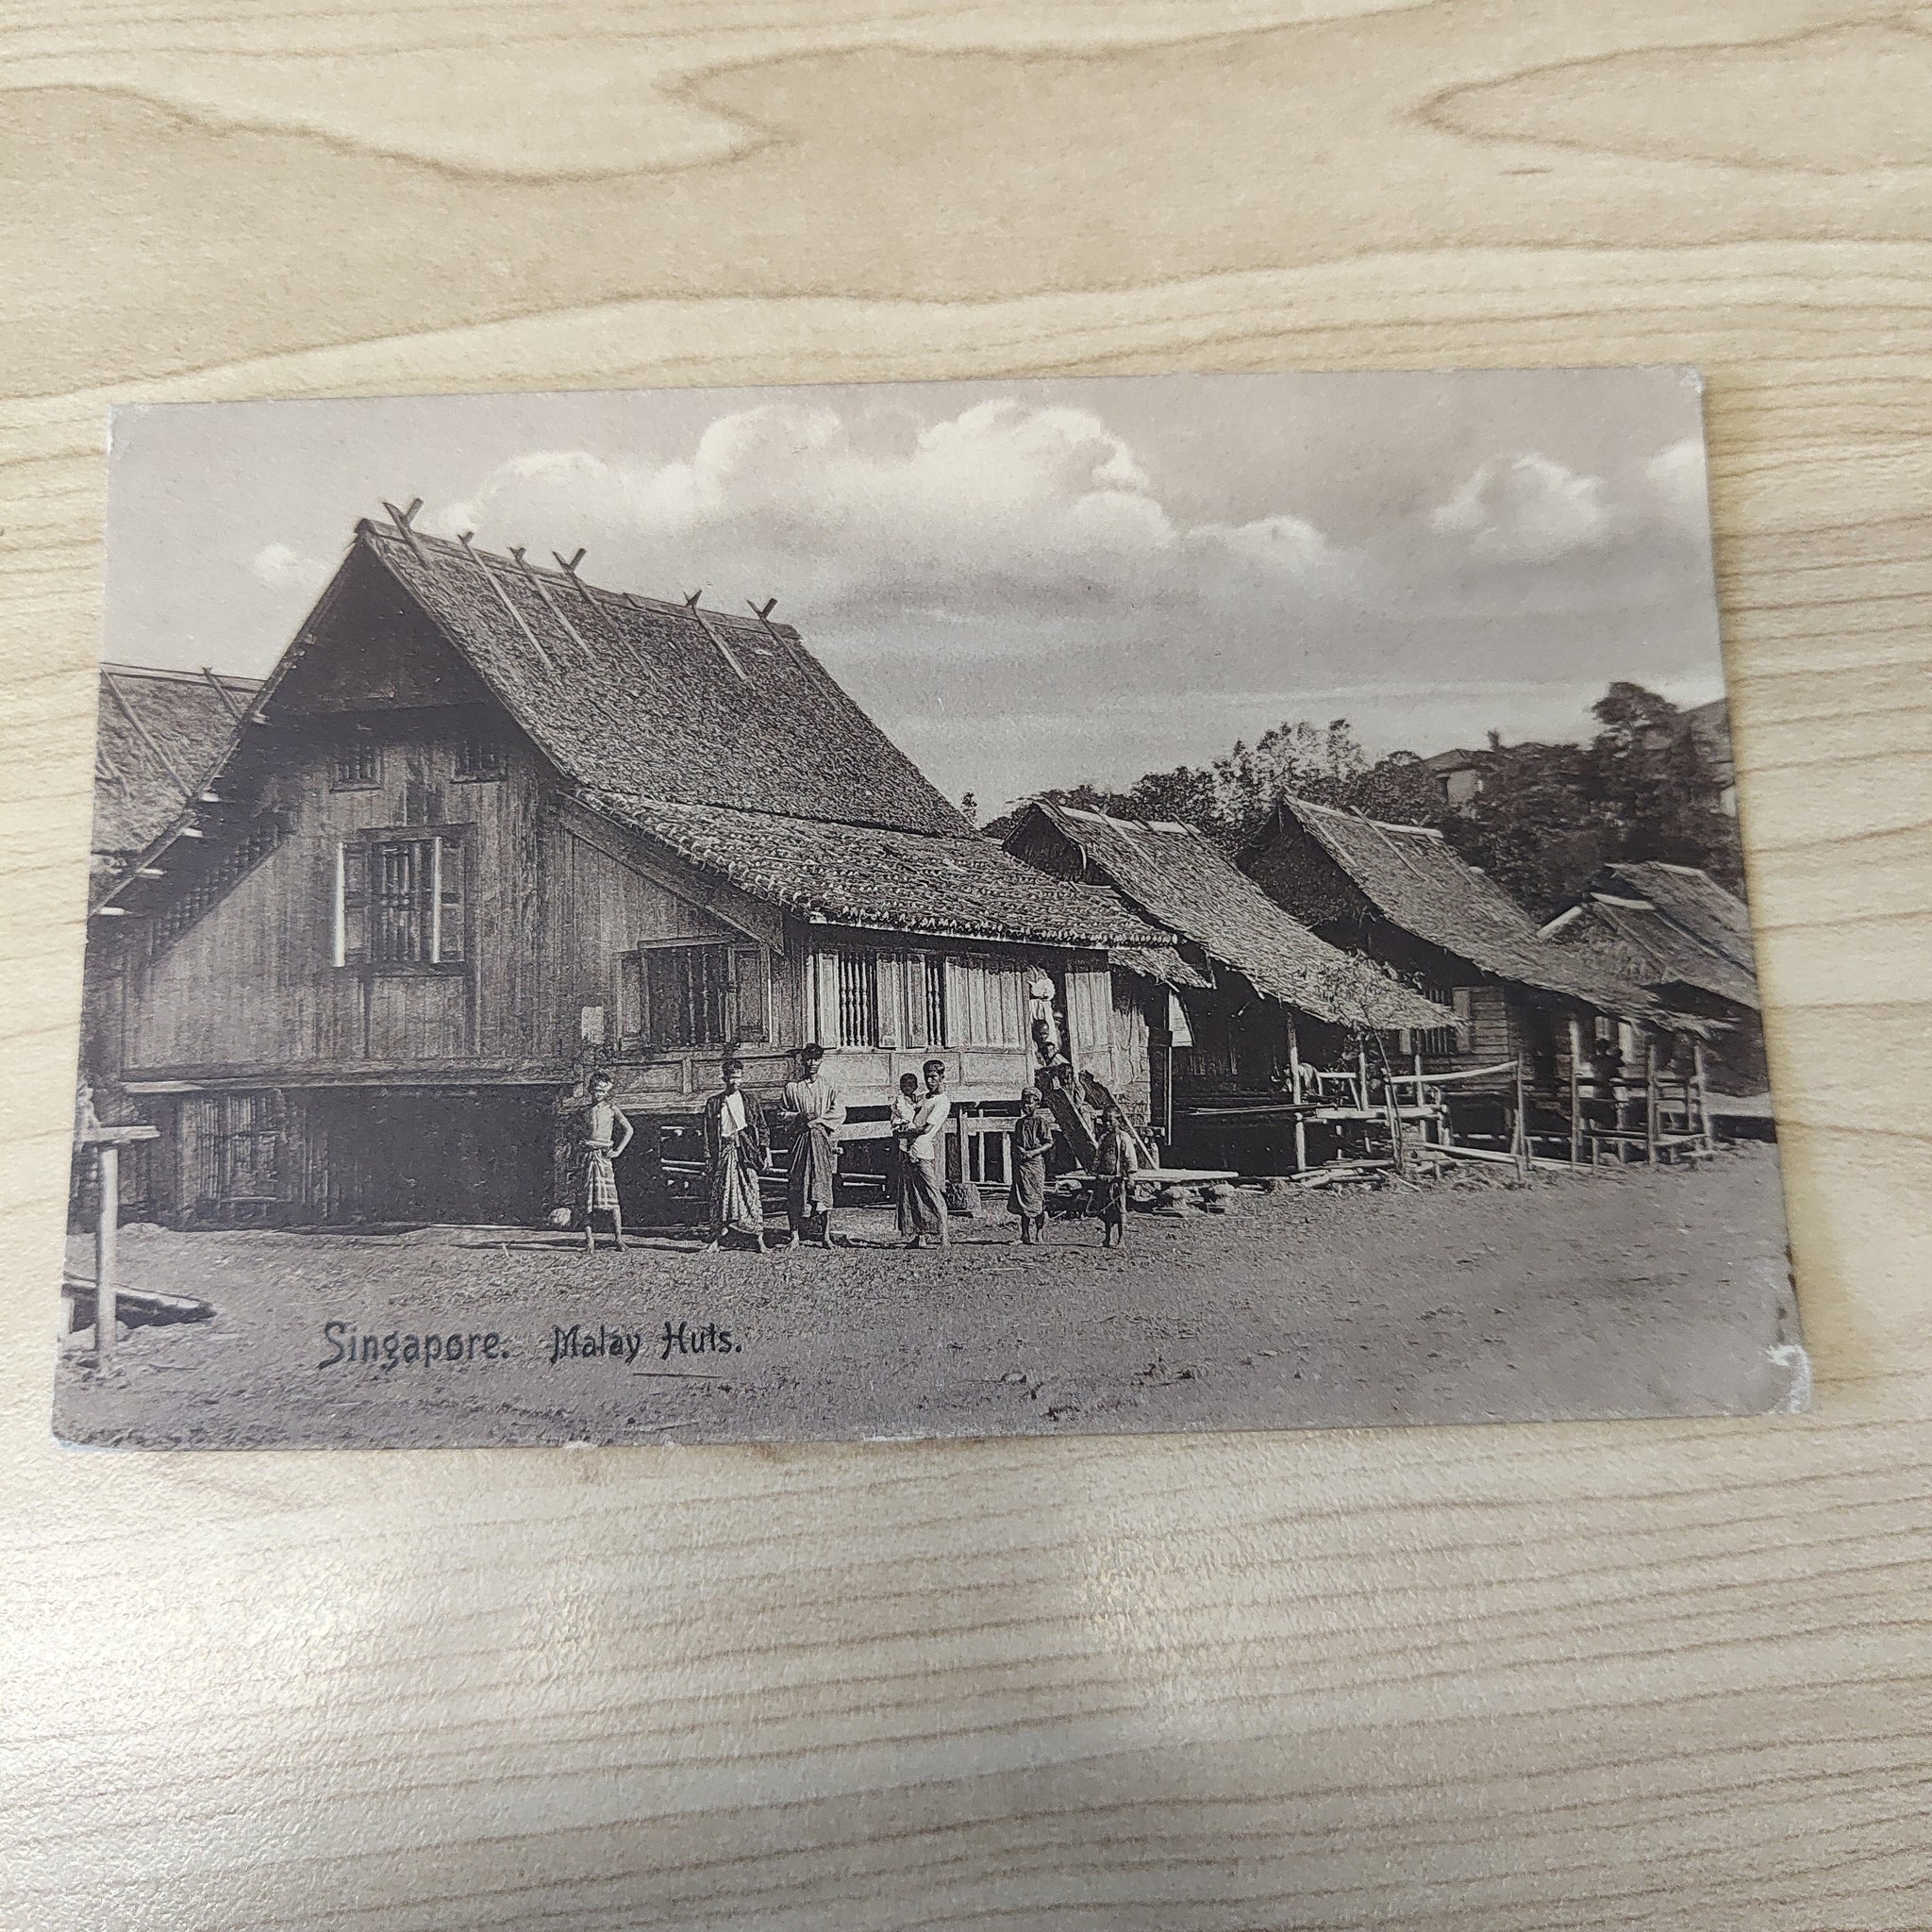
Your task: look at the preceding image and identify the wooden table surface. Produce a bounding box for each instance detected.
[5,5,1930,1925]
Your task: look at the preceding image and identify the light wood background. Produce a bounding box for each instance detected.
[5,3,1931,1925]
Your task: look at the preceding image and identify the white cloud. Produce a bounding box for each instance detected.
[249,541,328,590]
[1645,436,1709,525]
[1429,452,1612,563]
[425,399,1312,633]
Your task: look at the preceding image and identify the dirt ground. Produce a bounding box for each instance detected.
[51,1145,1803,1448]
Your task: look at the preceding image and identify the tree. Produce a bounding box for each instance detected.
[1586,682,1741,890]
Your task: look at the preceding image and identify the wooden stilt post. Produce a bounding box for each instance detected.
[1693,1039,1712,1154]
[1510,1055,1529,1181]
[1644,1039,1659,1165]
[94,1141,120,1358]
[1287,1012,1307,1173]
[1567,1016,1585,1168]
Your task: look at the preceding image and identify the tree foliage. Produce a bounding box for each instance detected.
[997,682,1743,917]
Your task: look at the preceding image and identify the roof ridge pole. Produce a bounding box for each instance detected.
[199,664,247,724]
[101,668,189,791]
[747,596,787,649]
[508,544,591,658]
[1347,804,1430,881]
[381,498,429,567]
[458,531,556,673]
[683,590,751,686]
[554,550,625,647]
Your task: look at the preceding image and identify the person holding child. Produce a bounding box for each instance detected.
[896,1058,952,1250]
[889,1071,924,1240]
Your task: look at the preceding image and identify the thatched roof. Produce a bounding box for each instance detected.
[93,520,1162,954]
[1543,862,1759,1010]
[1007,801,1448,1030]
[91,664,259,867]
[1274,796,1651,1014]
[355,519,968,836]
[587,792,1165,948]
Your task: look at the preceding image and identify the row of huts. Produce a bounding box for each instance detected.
[78,511,1764,1225]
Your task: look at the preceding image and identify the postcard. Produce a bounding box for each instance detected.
[55,371,1803,1447]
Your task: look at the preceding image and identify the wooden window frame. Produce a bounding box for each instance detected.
[834,950,881,1050]
[923,955,950,1049]
[619,940,768,1051]
[452,734,506,783]
[332,824,470,974]
[330,736,381,791]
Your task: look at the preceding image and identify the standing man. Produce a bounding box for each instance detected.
[778,1042,845,1249]
[898,1058,953,1251]
[701,1058,770,1254]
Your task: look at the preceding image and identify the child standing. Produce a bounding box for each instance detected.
[577,1071,634,1252]
[1008,1087,1057,1245]
[1091,1104,1135,1249]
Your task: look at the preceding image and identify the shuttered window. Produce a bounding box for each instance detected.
[333,833,464,968]
[627,944,765,1048]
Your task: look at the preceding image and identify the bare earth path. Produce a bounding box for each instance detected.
[52,1147,1799,1448]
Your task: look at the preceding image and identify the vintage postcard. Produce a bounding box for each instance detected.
[56,371,1803,1448]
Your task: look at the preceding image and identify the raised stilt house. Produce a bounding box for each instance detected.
[81,511,1164,1226]
[1241,795,1704,1162]
[1541,861,1767,1101]
[1002,802,1450,1173]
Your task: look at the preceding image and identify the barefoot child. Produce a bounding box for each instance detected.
[577,1071,634,1252]
[1008,1086,1056,1245]
[1091,1103,1135,1249]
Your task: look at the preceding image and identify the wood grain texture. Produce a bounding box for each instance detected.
[4,2,1931,1924]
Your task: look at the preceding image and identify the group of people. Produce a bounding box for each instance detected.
[574,1043,1138,1254]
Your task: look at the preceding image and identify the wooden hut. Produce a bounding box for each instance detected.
[81,664,264,1220]
[1241,795,1696,1161]
[1003,802,1449,1173]
[83,512,1164,1225]
[1541,861,1767,1101]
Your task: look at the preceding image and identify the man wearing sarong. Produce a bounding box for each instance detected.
[701,1058,770,1253]
[897,1058,952,1251]
[778,1042,845,1249]
[1007,1086,1057,1245]
[576,1071,634,1253]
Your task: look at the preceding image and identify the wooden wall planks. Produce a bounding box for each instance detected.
[4,2,1931,1924]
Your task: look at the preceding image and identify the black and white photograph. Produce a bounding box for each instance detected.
[57,370,1801,1448]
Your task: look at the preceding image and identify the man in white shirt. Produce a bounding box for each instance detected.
[896,1058,952,1250]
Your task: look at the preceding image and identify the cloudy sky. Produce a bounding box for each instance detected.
[107,371,1725,813]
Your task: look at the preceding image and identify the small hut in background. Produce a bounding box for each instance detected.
[1003,802,1450,1174]
[1541,860,1767,1109]
[1241,795,1714,1164]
